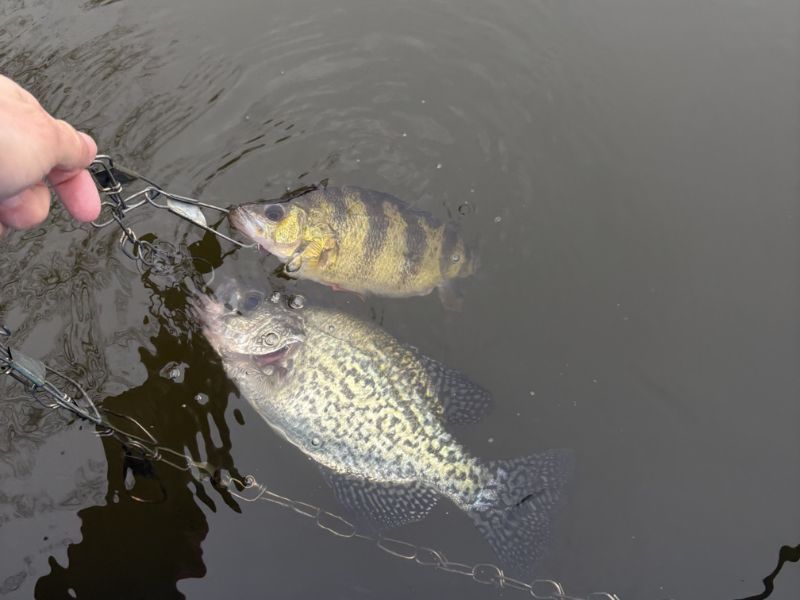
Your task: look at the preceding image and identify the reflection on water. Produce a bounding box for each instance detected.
[34,485,208,599]
[33,376,217,600]
[0,427,105,596]
[735,546,800,600]
[1,0,799,598]
[0,259,233,598]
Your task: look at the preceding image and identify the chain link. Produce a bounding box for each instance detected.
[1,325,215,477]
[221,473,621,599]
[87,154,330,273]
[87,155,254,275]
[3,157,622,599]
[1,326,103,424]
[1,332,620,600]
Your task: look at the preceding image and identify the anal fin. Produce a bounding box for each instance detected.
[319,467,438,530]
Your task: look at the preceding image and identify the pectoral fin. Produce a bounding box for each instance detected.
[288,227,338,272]
[283,253,303,273]
[316,238,338,270]
[285,246,306,273]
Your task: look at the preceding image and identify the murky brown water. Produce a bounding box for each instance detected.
[1,1,798,598]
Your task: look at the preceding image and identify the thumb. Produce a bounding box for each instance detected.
[47,132,101,222]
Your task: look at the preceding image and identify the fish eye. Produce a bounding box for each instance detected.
[243,291,263,311]
[264,204,285,222]
[262,332,279,347]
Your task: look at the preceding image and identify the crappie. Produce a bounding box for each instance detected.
[229,186,476,308]
[195,283,571,573]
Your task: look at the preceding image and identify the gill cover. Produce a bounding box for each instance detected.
[228,201,307,258]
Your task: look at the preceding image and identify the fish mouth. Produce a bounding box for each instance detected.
[228,207,262,242]
[191,284,306,367]
[190,293,227,329]
[233,338,302,371]
[188,291,242,353]
[229,205,299,259]
[229,206,281,255]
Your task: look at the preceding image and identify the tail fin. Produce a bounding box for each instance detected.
[469,450,574,575]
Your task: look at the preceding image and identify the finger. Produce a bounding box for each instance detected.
[47,167,102,222]
[0,74,38,105]
[50,121,97,171]
[0,183,52,229]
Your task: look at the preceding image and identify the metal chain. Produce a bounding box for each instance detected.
[221,472,620,600]
[0,325,214,476]
[87,155,254,276]
[1,325,620,600]
[0,325,102,424]
[87,154,330,275]
[4,158,621,598]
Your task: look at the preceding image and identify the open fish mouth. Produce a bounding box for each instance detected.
[228,205,299,258]
[192,281,307,372]
[227,338,301,373]
[252,346,289,366]
[228,206,258,238]
[228,207,276,253]
[189,294,226,330]
[188,292,245,353]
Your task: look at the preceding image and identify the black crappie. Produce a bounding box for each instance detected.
[195,283,572,573]
[229,186,476,309]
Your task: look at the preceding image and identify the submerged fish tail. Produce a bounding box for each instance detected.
[469,449,573,574]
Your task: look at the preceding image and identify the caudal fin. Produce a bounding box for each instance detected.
[469,449,574,574]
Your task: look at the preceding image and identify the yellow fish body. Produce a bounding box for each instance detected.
[229,186,476,307]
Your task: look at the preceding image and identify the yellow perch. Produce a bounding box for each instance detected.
[229,186,476,307]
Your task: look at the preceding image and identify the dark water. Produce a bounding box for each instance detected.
[1,0,798,598]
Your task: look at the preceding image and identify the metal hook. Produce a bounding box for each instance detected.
[89,156,256,249]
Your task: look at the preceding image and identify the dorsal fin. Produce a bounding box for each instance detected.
[417,354,493,424]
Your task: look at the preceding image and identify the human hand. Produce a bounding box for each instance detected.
[0,74,101,236]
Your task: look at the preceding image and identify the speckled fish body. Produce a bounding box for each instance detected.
[196,283,571,573]
[229,186,476,306]
[200,287,486,506]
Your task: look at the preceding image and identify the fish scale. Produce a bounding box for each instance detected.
[221,302,488,503]
[304,312,482,500]
[198,286,573,574]
[228,186,476,307]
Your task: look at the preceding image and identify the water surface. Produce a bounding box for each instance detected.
[1,1,798,598]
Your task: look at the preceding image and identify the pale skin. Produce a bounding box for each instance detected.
[0,74,101,236]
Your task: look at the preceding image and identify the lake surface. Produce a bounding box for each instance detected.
[1,1,798,598]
